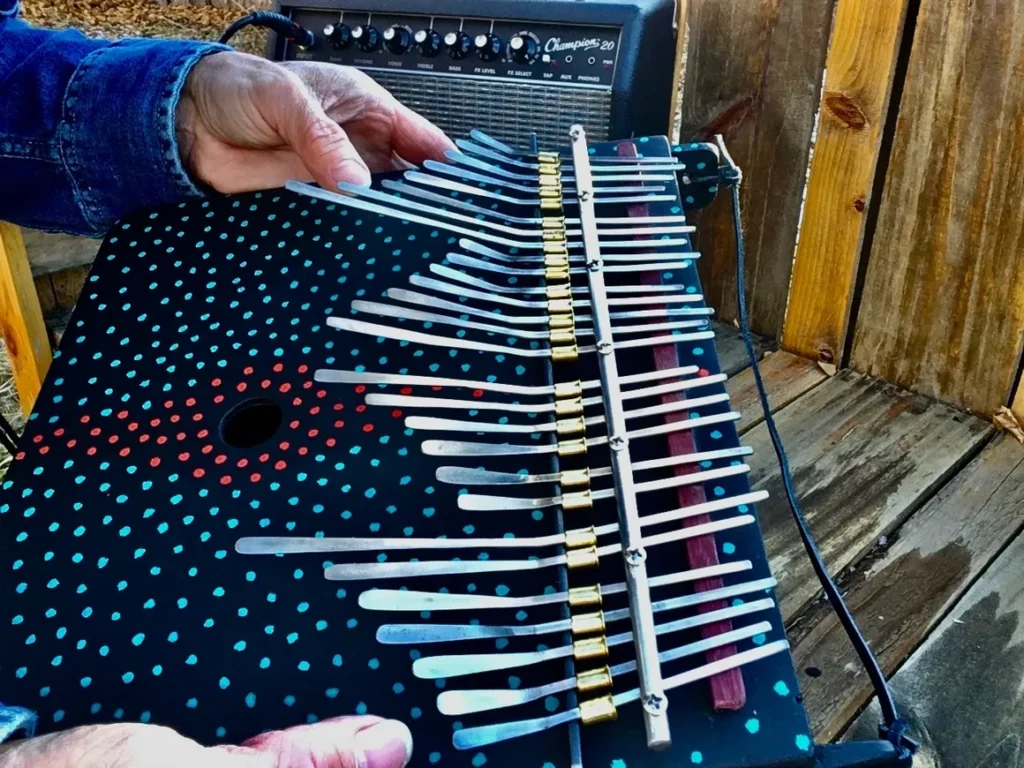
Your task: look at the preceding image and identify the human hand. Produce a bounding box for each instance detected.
[0,715,412,768]
[176,51,454,193]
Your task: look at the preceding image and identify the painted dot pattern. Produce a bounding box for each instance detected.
[1,138,810,767]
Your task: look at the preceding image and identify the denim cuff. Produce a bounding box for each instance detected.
[0,703,37,743]
[59,37,230,235]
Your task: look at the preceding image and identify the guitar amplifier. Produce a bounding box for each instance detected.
[269,0,682,147]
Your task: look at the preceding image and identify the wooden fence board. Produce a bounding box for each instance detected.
[745,370,990,621]
[1013,380,1024,427]
[679,0,834,338]
[0,223,51,416]
[782,0,910,363]
[23,229,99,277]
[791,432,1024,741]
[847,503,1024,765]
[849,0,1024,418]
[727,351,828,434]
[712,320,773,377]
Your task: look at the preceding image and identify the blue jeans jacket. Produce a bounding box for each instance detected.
[1,0,228,740]
[0,0,229,236]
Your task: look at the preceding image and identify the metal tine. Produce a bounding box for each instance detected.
[409,274,702,309]
[421,411,741,457]
[385,579,775,646]
[422,159,667,195]
[459,239,699,264]
[238,488,758,560]
[313,362,702,397]
[436,445,753,486]
[322,514,756,581]
[350,299,708,340]
[462,133,686,171]
[436,622,772,716]
[405,391,731,434]
[451,642,790,750]
[381,180,690,227]
[456,463,750,512]
[413,599,775,680]
[430,265,694,296]
[385,287,713,326]
[404,171,676,207]
[444,150,677,183]
[447,252,697,277]
[365,372,728,414]
[358,556,757,613]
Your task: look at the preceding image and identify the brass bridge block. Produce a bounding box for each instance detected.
[555,416,586,437]
[572,634,609,661]
[568,584,602,608]
[540,199,563,212]
[545,284,572,301]
[544,267,570,282]
[547,298,573,314]
[542,230,567,242]
[541,216,566,229]
[570,611,606,636]
[576,666,613,694]
[557,436,587,458]
[543,242,569,256]
[539,187,562,199]
[538,175,561,188]
[564,526,598,549]
[579,694,618,726]
[550,344,579,363]
[554,380,584,399]
[559,467,590,487]
[548,313,575,330]
[544,253,570,268]
[566,545,599,570]
[537,151,560,165]
[562,489,594,511]
[554,396,584,417]
[549,330,577,347]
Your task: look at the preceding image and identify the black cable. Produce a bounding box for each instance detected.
[218,11,314,48]
[717,138,915,758]
[0,412,18,455]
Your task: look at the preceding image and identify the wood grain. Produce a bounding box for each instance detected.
[850,0,1024,417]
[746,370,990,621]
[0,224,52,416]
[726,351,828,434]
[680,0,835,337]
[847,491,1024,765]
[22,229,99,277]
[791,432,1023,741]
[668,0,689,140]
[1013,378,1024,427]
[782,0,911,363]
[713,320,773,377]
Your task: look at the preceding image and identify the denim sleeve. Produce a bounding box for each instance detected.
[0,702,37,742]
[0,6,229,236]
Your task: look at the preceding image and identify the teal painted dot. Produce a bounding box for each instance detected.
[332,654,343,666]
[131,633,145,646]
[773,680,791,696]
[326,687,339,698]
[691,752,703,764]
[355,701,368,715]
[298,661,310,671]
[752,633,767,645]
[544,696,559,712]
[471,754,487,767]
[429,753,441,764]
[219,676,230,689]
[245,692,256,708]
[152,665,163,676]
[284,695,296,707]
[611,761,627,768]
[368,657,380,670]
[186,698,198,709]
[796,734,811,751]
[745,718,760,734]
[723,542,736,555]
[393,682,405,694]
[122,671,134,684]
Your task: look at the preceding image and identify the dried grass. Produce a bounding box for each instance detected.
[0,339,25,481]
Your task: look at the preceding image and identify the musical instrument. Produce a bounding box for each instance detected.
[271,0,680,147]
[0,126,912,767]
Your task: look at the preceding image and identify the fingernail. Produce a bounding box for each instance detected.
[354,719,413,768]
[335,160,372,188]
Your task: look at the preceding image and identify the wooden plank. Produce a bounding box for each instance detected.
[22,229,99,277]
[668,0,689,139]
[48,265,90,310]
[781,0,911,363]
[849,0,1024,417]
[713,320,774,377]
[847,493,1024,765]
[1013,378,1024,427]
[726,351,828,434]
[746,370,990,621]
[791,432,1024,741]
[679,0,834,337]
[0,223,52,416]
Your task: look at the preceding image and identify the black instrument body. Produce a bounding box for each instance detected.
[270,0,678,146]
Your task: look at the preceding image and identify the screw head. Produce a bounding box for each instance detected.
[625,546,646,566]
[578,190,591,202]
[597,340,613,356]
[643,694,667,715]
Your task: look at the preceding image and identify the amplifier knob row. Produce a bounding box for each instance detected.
[318,25,544,64]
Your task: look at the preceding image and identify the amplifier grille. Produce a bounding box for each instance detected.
[367,70,613,149]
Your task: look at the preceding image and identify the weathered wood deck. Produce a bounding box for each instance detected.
[724,344,1024,765]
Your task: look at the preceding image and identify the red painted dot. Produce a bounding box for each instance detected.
[38,446,50,456]
[15,452,25,461]
[309,406,321,416]
[473,389,484,398]
[243,366,254,376]
[289,420,300,430]
[156,436,168,445]
[138,435,150,444]
[54,428,65,437]
[80,415,90,424]
[236,458,249,469]
[391,410,402,419]
[201,445,213,455]
[334,420,345,429]
[87,447,98,456]
[274,460,287,471]
[279,441,290,451]
[176,432,186,442]
[273,363,284,373]
[128,423,139,432]
[316,389,326,398]
[303,382,313,391]
[698,368,710,378]
[355,385,366,394]
[170,415,180,423]
[164,400,174,409]
[333,403,344,411]
[90,428,101,437]
[192,414,203,422]
[197,429,209,439]
[117,410,129,420]
[297,447,308,456]
[220,475,232,486]
[298,364,308,374]
[66,440,77,449]
[308,429,320,438]
[261,380,271,389]
[119,448,131,458]
[186,398,197,407]
[400,387,413,396]
[178,452,190,462]
[259,453,270,463]
[212,378,222,387]
[250,473,262,483]
[150,418,161,428]
[431,386,443,392]
[150,457,161,468]
[214,395,225,404]
[193,468,205,478]
[237,383,247,393]
[292,397,303,407]
[355,404,367,413]
[108,435,119,445]
[361,424,374,433]
[325,438,337,448]
[279,383,291,393]
[215,455,227,465]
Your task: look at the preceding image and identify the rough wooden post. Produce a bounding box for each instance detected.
[667,0,689,140]
[781,0,911,364]
[0,223,52,416]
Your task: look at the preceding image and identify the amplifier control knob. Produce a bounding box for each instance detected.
[323,23,352,50]
[352,25,380,52]
[474,33,502,61]
[383,25,412,54]
[445,31,472,59]
[509,33,540,64]
[415,28,442,56]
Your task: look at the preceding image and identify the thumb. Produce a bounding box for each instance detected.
[211,716,412,768]
[267,72,372,188]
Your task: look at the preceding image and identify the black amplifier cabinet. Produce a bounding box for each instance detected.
[270,0,679,147]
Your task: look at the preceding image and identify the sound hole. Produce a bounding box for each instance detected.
[221,399,283,449]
